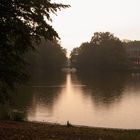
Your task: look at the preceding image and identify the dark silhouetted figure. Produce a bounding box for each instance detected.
[67,121,72,127]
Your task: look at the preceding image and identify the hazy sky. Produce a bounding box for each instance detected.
[52,0,140,52]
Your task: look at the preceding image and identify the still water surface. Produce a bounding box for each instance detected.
[1,72,140,129]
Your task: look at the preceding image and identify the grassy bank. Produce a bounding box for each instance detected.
[0,121,140,140]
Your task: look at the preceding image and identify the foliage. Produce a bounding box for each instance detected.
[28,39,67,75]
[123,40,140,70]
[124,40,140,48]
[70,47,79,67]
[0,0,69,96]
[71,32,130,72]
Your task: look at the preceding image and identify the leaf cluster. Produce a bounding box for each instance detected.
[0,0,69,96]
[71,32,130,72]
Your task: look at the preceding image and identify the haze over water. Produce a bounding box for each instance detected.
[2,72,140,129]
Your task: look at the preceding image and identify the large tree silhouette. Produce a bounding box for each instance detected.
[71,32,130,72]
[0,0,69,96]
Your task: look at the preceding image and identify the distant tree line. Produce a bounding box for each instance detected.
[70,32,130,72]
[123,40,140,69]
[27,39,67,76]
[124,40,140,48]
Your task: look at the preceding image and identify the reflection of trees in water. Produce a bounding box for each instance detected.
[124,73,140,95]
[77,72,129,107]
[28,72,66,117]
[0,86,33,120]
[31,86,63,115]
[0,72,66,120]
[31,71,66,85]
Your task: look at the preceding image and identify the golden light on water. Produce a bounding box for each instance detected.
[27,73,140,129]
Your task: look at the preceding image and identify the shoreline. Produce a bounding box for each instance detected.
[0,121,140,140]
[30,120,140,131]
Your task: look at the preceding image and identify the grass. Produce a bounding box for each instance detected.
[0,121,140,140]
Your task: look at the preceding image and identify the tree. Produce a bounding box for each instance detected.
[30,39,67,73]
[71,32,130,72]
[70,47,79,67]
[124,40,140,69]
[0,0,70,97]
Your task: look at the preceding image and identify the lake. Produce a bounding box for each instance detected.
[1,72,140,129]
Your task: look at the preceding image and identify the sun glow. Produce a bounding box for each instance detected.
[52,0,140,51]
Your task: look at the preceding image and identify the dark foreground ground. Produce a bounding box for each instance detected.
[0,121,140,140]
